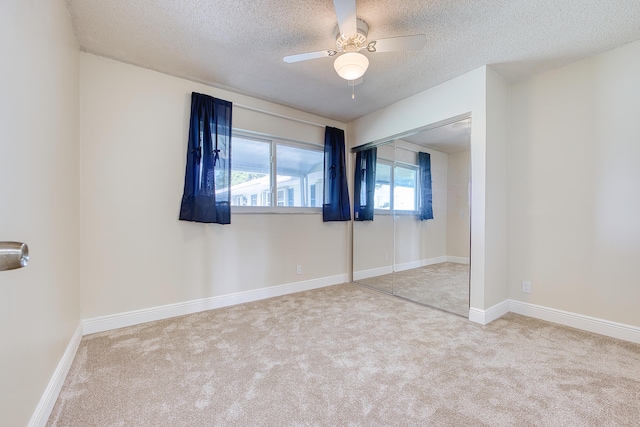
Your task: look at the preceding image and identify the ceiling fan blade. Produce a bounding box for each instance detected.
[367,34,427,53]
[283,49,337,63]
[333,0,357,36]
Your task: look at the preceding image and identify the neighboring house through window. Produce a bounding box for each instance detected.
[372,159,419,212]
[230,133,323,209]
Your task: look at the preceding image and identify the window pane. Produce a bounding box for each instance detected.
[394,165,417,211]
[374,162,391,210]
[231,137,271,206]
[287,188,294,207]
[276,144,324,207]
[310,184,317,207]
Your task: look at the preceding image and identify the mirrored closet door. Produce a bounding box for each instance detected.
[352,117,471,317]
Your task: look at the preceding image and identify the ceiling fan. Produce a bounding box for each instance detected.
[283,0,427,82]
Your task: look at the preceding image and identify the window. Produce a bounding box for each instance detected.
[230,136,271,207]
[276,143,323,207]
[231,134,323,209]
[374,161,392,210]
[394,164,418,211]
[371,160,419,212]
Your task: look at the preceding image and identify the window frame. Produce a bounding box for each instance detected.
[393,162,420,214]
[231,130,324,214]
[371,158,420,216]
[373,158,393,214]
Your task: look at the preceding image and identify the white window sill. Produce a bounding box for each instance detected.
[373,209,419,216]
[231,206,322,215]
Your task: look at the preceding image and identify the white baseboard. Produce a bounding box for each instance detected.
[355,257,468,279]
[468,299,640,344]
[394,256,447,273]
[31,275,346,425]
[30,284,640,426]
[82,274,347,335]
[28,324,83,427]
[446,256,470,264]
[468,300,510,325]
[353,266,393,281]
[510,300,640,344]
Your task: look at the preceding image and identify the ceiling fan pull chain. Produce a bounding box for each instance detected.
[349,79,358,99]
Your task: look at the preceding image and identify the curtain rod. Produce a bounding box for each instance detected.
[233,103,327,129]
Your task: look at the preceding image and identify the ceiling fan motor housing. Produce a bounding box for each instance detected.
[335,18,369,51]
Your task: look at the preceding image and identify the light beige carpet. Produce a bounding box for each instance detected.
[393,262,469,317]
[356,273,394,294]
[48,284,640,426]
[356,262,469,316]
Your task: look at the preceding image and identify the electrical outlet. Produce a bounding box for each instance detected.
[296,265,302,275]
[384,253,389,262]
[522,280,531,294]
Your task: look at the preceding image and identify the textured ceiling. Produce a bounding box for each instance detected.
[65,0,640,122]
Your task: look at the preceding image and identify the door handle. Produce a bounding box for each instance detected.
[0,242,29,271]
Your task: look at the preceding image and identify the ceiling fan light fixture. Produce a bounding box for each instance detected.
[333,52,369,80]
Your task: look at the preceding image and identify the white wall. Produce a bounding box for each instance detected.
[509,39,640,327]
[0,1,80,425]
[348,66,510,312]
[447,149,471,259]
[79,54,349,319]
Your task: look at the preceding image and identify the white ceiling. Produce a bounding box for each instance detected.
[65,0,640,123]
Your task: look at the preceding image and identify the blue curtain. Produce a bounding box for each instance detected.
[179,92,232,224]
[354,147,377,221]
[323,126,351,221]
[419,152,434,220]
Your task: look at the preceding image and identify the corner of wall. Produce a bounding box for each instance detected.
[482,67,510,309]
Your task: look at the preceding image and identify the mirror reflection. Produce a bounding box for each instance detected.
[352,117,471,317]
